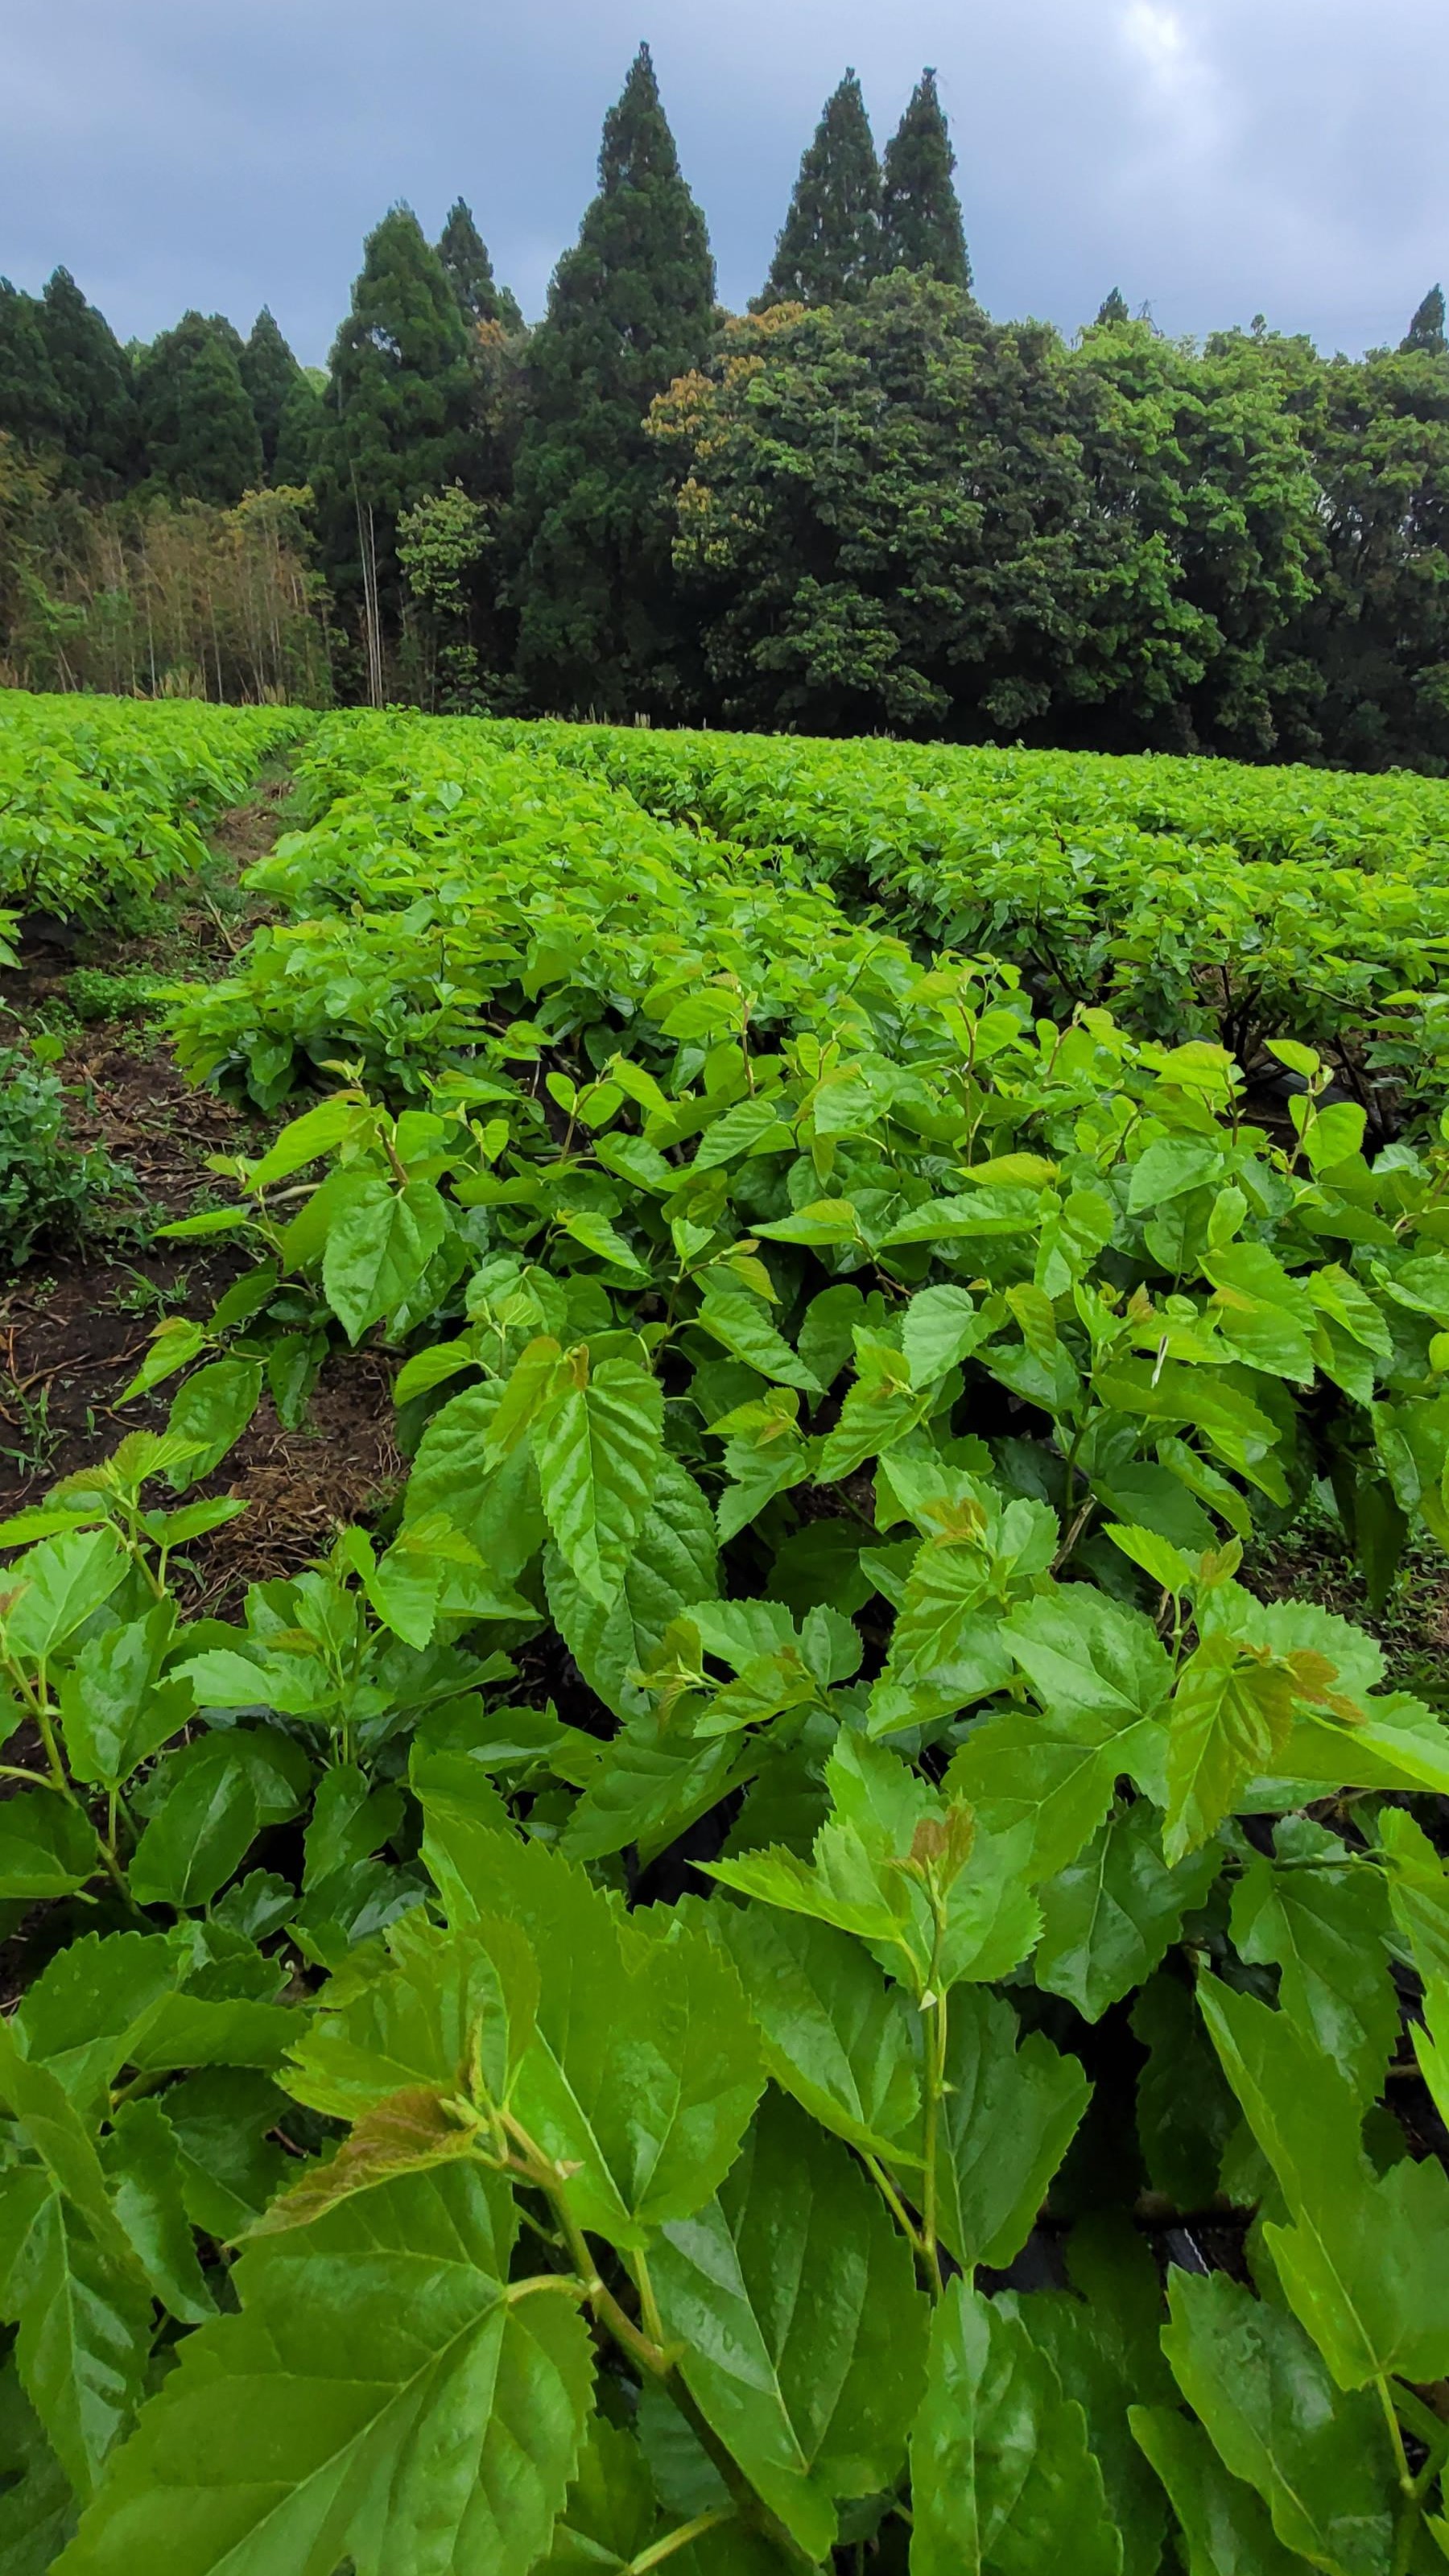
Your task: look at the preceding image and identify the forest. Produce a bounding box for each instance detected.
[3,44,1449,767]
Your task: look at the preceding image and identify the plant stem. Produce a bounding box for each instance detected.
[626,2511,736,2574]
[920,1986,949,2296]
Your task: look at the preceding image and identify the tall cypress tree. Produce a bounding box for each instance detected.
[437,200,523,333]
[314,206,476,697]
[879,68,970,289]
[761,70,881,307]
[272,371,327,491]
[1402,286,1447,356]
[506,43,716,713]
[135,312,262,503]
[35,269,138,492]
[0,281,66,450]
[240,308,302,477]
[1095,287,1131,327]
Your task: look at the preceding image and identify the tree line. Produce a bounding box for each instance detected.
[3,45,1449,768]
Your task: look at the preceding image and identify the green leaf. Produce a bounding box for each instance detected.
[127,1732,305,1912]
[712,1905,920,2159]
[654,2092,928,2562]
[1,1530,126,1662]
[533,1350,664,1607]
[923,1991,1090,2273]
[403,1380,546,1580]
[162,1360,262,1491]
[321,1174,449,1343]
[1160,2270,1394,2573]
[102,2099,213,2325]
[545,1451,717,1722]
[0,1793,100,1902]
[1229,1819,1397,2103]
[1163,1633,1301,1861]
[411,1827,764,2252]
[1034,1802,1221,2022]
[56,2165,593,2576]
[245,1094,365,1190]
[908,2275,1122,2575]
[0,2023,135,2276]
[1198,1974,1449,2390]
[1129,2403,1308,2576]
[0,2356,75,2574]
[694,1282,822,1396]
[160,2071,291,2243]
[0,2183,151,2505]
[901,1285,984,1388]
[13,1934,184,2116]
[1130,1974,1238,2211]
[58,1610,192,1792]
[286,1905,538,2126]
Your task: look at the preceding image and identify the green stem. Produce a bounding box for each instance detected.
[1379,2374,1416,2499]
[625,2511,736,2574]
[862,2153,927,2261]
[920,1987,949,2297]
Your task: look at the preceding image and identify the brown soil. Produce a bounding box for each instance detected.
[0,774,399,1606]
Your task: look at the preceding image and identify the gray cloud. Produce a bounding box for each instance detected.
[0,0,1443,361]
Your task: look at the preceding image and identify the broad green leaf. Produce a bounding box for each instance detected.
[1,1530,126,1662]
[1199,1974,1449,2389]
[403,1380,546,1579]
[533,1350,665,1606]
[1130,1973,1237,2210]
[160,2071,291,2243]
[102,2099,213,2325]
[320,1173,448,1343]
[13,1934,184,2116]
[1034,1803,1221,2021]
[1027,2219,1173,2576]
[909,2275,1122,2575]
[411,1826,763,2251]
[946,1705,1144,1885]
[712,1905,920,2158]
[1160,2270,1393,2573]
[163,1360,262,1491]
[1163,1636,1300,1862]
[543,2417,656,2570]
[923,1991,1090,2273]
[694,1282,822,1396]
[0,2183,151,2505]
[127,1731,305,1912]
[901,1284,984,1387]
[560,1724,742,1867]
[1229,1819,1397,2103]
[654,2092,928,2562]
[286,1905,539,2124]
[0,2356,75,2574]
[58,1609,192,1793]
[545,1451,717,1722]
[0,2023,135,2274]
[55,2164,592,2576]
[0,1792,100,1903]
[1129,2403,1309,2576]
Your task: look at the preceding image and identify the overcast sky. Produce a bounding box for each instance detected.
[2,0,1443,365]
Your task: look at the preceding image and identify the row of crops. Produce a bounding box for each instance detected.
[4,693,1449,2571]
[531,720,1449,1129]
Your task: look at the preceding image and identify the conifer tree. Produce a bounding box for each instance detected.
[1402,285,1447,356]
[314,206,476,699]
[240,308,302,477]
[506,43,716,713]
[1096,287,1131,327]
[0,281,66,450]
[761,69,881,307]
[879,68,970,289]
[437,200,523,333]
[135,312,262,503]
[35,268,138,491]
[271,371,327,491]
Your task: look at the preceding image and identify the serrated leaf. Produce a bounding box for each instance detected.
[1034,1803,1221,2022]
[654,2092,928,2562]
[1160,2270,1393,2573]
[923,1991,1090,2272]
[909,2275,1122,2575]
[1198,1974,1449,2390]
[712,1905,920,2158]
[55,2165,592,2576]
[321,1174,448,1343]
[1229,1819,1397,2103]
[545,1451,717,1723]
[1129,2405,1303,2576]
[0,2184,151,2505]
[102,2099,213,2325]
[534,1351,664,1606]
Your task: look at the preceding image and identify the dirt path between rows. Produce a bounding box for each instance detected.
[0,769,399,1604]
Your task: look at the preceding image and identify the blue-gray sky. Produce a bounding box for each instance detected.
[2,0,1443,365]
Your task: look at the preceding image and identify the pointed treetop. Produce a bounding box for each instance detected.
[240,306,302,477]
[880,68,971,291]
[437,199,523,333]
[1402,284,1447,356]
[762,68,882,308]
[599,40,682,192]
[1095,287,1131,328]
[323,205,475,517]
[36,265,138,491]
